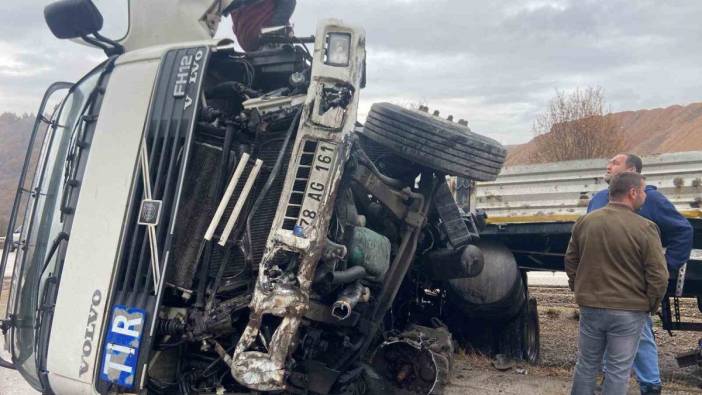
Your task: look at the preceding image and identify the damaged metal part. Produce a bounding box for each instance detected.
[371,323,454,394]
[350,162,425,226]
[356,174,435,362]
[331,281,369,320]
[434,179,475,248]
[311,83,355,130]
[221,19,367,391]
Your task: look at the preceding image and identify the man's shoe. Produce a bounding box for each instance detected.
[640,383,662,395]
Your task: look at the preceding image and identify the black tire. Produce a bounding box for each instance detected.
[524,296,541,363]
[496,296,540,364]
[446,279,540,364]
[361,102,506,181]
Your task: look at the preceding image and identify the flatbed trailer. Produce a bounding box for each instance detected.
[480,220,702,292]
[465,151,702,338]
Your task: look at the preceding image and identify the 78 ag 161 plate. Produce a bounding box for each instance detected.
[297,140,338,230]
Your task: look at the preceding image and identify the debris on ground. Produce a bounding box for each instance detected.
[492,354,516,371]
[515,367,528,375]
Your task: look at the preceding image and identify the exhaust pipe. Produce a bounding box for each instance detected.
[331,281,368,320]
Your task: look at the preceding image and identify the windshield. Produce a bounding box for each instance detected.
[6,69,103,390]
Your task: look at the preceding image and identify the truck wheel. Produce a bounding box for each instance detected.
[524,296,540,363]
[361,102,506,181]
[497,295,540,364]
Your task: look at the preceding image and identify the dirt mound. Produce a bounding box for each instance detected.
[507,102,702,166]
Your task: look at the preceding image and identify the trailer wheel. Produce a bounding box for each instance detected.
[361,103,506,181]
[497,295,540,364]
[524,296,540,363]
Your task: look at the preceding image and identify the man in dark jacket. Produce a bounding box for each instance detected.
[568,172,668,395]
[227,0,297,51]
[588,153,694,395]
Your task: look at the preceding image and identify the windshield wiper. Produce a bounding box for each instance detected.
[34,232,69,315]
[33,232,69,367]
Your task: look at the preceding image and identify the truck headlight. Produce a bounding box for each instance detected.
[325,33,351,67]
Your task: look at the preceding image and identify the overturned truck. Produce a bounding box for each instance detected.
[0,1,538,394]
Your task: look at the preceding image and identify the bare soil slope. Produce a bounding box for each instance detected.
[507,102,702,166]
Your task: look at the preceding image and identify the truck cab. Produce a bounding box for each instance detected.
[1,1,523,394]
[0,1,350,392]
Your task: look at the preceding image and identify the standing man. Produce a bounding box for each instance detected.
[226,0,297,52]
[567,172,669,395]
[588,153,694,395]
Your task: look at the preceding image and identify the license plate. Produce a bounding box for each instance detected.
[298,141,337,229]
[99,305,146,389]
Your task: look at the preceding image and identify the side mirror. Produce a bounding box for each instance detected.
[44,0,103,39]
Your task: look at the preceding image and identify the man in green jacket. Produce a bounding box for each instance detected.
[566,172,668,395]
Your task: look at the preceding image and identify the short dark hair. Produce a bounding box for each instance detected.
[609,172,645,200]
[625,154,643,173]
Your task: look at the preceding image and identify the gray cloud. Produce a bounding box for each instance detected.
[1,0,701,145]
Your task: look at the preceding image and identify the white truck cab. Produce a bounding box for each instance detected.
[1,1,517,395]
[0,1,366,393]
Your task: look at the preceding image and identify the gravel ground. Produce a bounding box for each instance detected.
[519,287,702,394]
[441,287,702,394]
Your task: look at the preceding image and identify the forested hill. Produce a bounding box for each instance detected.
[0,113,36,236]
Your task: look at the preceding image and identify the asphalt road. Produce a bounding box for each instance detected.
[527,271,569,287]
[0,368,37,395]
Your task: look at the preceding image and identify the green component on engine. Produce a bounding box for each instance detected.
[348,227,391,281]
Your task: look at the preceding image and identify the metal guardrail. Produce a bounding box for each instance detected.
[476,151,702,223]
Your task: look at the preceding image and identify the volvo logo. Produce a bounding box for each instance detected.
[79,290,102,376]
[138,199,162,226]
[173,49,205,110]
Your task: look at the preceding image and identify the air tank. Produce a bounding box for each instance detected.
[446,240,525,320]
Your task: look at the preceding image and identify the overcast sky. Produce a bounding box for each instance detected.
[1,1,701,145]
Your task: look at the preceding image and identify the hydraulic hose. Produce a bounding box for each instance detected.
[322,265,366,285]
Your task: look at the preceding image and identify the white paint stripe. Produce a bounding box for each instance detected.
[205,152,250,241]
[219,159,263,247]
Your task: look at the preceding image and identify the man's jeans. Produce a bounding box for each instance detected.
[602,315,661,391]
[633,316,661,391]
[571,307,647,395]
